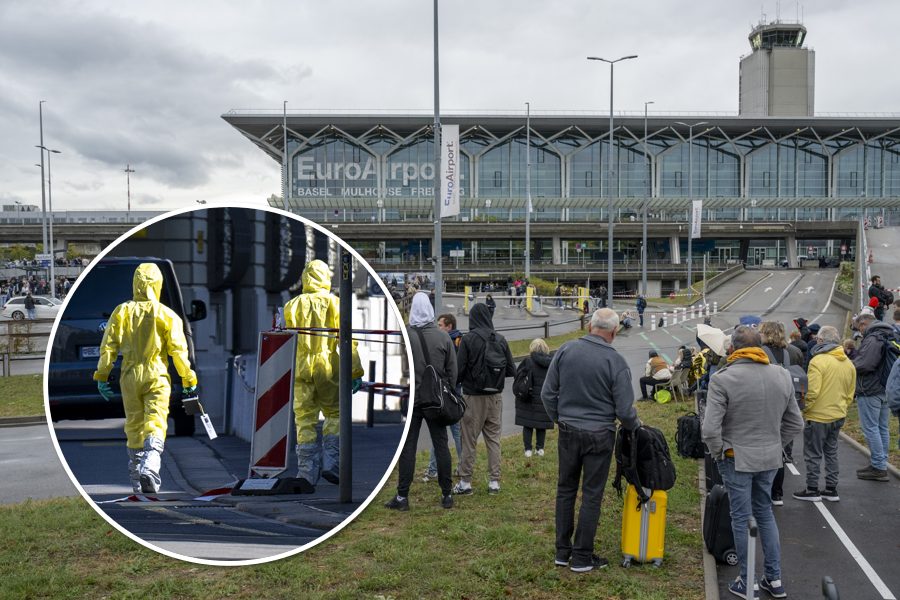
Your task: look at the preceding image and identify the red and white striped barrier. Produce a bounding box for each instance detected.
[249,331,298,478]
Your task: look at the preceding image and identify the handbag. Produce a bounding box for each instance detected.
[412,327,467,426]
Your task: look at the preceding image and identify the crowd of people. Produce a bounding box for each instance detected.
[387,272,900,595]
[0,275,72,306]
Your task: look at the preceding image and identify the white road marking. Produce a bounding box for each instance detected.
[764,287,773,293]
[785,461,896,599]
[809,272,839,325]
[767,274,803,311]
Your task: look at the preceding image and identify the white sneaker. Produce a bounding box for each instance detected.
[488,480,501,494]
[537,449,545,457]
[524,450,533,458]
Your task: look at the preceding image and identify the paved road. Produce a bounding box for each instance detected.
[0,424,78,504]
[867,225,900,294]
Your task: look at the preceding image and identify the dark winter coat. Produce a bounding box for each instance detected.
[457,303,515,395]
[853,321,895,396]
[514,351,554,429]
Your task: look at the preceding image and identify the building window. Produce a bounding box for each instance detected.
[585,171,593,188]
[674,171,682,188]
[717,152,725,163]
[891,152,899,164]
[537,151,545,163]
[494,170,502,188]
[351,146,361,162]
[627,151,636,163]
[763,171,770,187]
[849,172,857,187]
[804,151,813,163]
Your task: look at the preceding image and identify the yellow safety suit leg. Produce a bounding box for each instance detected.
[121,366,172,449]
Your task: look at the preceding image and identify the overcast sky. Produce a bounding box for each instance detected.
[2,0,897,213]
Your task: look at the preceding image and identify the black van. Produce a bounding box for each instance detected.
[47,257,207,436]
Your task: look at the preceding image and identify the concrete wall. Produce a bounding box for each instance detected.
[739,47,814,117]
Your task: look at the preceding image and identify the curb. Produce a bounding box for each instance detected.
[839,431,900,480]
[0,414,46,428]
[699,460,721,600]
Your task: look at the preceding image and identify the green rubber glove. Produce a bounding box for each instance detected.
[352,378,363,394]
[97,381,114,402]
[183,385,197,396]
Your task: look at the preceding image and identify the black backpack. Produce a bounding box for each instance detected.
[613,425,677,505]
[512,360,532,402]
[412,328,467,426]
[878,329,900,388]
[471,330,508,393]
[675,412,705,459]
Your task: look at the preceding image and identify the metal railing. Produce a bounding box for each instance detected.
[1,319,51,376]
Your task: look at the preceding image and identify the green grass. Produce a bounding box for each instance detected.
[0,374,44,418]
[840,401,900,470]
[508,328,588,357]
[0,400,704,599]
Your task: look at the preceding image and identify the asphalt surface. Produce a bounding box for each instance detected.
[0,423,78,504]
[52,416,404,562]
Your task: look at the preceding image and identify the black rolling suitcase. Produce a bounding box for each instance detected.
[704,449,723,492]
[703,484,738,566]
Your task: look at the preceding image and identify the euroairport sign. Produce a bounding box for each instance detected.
[292,156,466,198]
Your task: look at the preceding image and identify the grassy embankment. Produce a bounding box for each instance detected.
[0,374,44,418]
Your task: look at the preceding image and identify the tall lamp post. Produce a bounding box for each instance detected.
[282,100,289,212]
[38,101,48,255]
[432,0,442,313]
[124,164,135,221]
[36,146,61,298]
[525,101,531,279]
[587,54,637,310]
[642,100,654,297]
[674,121,707,302]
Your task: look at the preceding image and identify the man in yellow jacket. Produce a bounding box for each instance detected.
[792,325,856,503]
[93,263,197,494]
[283,260,363,486]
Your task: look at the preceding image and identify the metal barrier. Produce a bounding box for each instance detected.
[1,319,52,376]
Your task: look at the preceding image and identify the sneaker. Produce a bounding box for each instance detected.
[524,450,533,458]
[570,554,609,573]
[488,480,501,494]
[537,449,545,457]
[772,494,784,506]
[554,551,570,567]
[728,577,759,599]
[421,470,438,483]
[451,482,473,495]
[759,577,787,598]
[820,488,840,502]
[384,495,409,511]
[792,488,821,502]
[441,494,453,509]
[857,467,889,482]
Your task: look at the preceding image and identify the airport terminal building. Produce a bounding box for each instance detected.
[223,20,900,289]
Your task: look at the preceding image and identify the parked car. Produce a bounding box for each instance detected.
[47,257,206,436]
[2,295,62,320]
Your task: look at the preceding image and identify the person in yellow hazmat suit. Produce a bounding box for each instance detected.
[283,259,363,486]
[93,263,198,494]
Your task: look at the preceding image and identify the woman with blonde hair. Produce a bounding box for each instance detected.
[513,338,554,457]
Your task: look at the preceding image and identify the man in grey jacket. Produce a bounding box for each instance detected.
[702,325,803,599]
[851,312,895,481]
[542,308,641,573]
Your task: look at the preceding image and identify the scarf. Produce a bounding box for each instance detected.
[726,347,770,364]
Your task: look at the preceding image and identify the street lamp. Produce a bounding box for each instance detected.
[525,101,532,279]
[642,100,654,298]
[36,145,61,298]
[37,101,48,257]
[14,201,23,225]
[124,164,135,221]
[674,121,708,302]
[587,54,638,310]
[432,0,443,313]
[282,100,289,212]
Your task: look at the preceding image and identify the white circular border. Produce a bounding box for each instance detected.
[41,201,414,567]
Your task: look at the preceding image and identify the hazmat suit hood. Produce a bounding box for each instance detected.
[132,263,163,303]
[469,302,495,331]
[409,292,434,327]
[302,260,332,294]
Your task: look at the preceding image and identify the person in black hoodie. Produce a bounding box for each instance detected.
[452,302,516,495]
[514,338,554,457]
[386,292,457,511]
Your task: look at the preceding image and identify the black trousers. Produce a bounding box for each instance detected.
[555,422,615,563]
[639,376,669,400]
[770,441,794,498]
[523,427,547,451]
[397,408,452,497]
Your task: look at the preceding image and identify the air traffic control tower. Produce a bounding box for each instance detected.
[739,20,814,117]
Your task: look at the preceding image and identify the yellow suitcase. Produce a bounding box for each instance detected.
[621,484,667,567]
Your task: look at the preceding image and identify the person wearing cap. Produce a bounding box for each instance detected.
[868,275,893,322]
[851,312,894,482]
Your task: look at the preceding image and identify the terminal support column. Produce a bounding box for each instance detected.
[552,235,561,265]
[785,235,798,268]
[669,235,681,264]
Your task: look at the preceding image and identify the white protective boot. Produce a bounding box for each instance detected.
[295,442,321,486]
[321,434,340,485]
[127,447,144,494]
[139,436,165,494]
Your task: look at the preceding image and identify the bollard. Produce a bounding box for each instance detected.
[705,304,710,317]
[366,359,376,428]
[663,313,668,328]
[690,305,696,320]
[651,314,657,331]
[713,301,718,315]
[544,320,550,339]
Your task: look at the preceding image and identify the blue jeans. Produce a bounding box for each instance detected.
[857,394,890,470]
[427,421,462,475]
[26,308,36,320]
[718,457,782,583]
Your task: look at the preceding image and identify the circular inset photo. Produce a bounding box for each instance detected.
[44,205,411,565]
